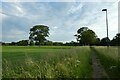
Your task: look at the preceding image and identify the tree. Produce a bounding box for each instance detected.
[75,27,97,45]
[65,41,78,46]
[9,42,17,46]
[74,27,88,43]
[100,37,110,46]
[29,25,49,46]
[110,33,120,46]
[95,38,101,46]
[17,40,28,46]
[53,42,63,46]
[29,40,35,46]
[44,41,53,46]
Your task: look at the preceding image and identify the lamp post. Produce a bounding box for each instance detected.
[102,9,109,46]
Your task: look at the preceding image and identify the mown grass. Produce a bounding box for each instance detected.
[2,46,92,78]
[93,46,120,78]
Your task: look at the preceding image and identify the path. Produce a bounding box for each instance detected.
[90,47,109,79]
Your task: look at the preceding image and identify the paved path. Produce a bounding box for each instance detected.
[91,47,109,79]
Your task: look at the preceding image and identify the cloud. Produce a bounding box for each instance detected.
[53,27,58,29]
[2,0,39,2]
[15,6,24,14]
[2,0,119,2]
[2,28,28,42]
[1,2,118,42]
[68,3,83,14]
[64,2,118,40]
[2,2,26,17]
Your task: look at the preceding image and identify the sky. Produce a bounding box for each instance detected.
[0,0,119,43]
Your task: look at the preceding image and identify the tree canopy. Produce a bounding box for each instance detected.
[75,27,98,45]
[100,37,110,46]
[110,33,120,46]
[29,25,49,46]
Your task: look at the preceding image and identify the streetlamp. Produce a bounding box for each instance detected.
[102,9,109,46]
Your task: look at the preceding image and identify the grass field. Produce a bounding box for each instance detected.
[2,46,92,78]
[2,46,120,78]
[93,46,120,78]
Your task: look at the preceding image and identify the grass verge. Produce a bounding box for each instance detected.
[93,46,120,78]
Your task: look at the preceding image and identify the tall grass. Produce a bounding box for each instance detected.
[94,46,120,78]
[2,46,92,78]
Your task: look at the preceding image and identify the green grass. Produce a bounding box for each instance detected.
[93,46,120,78]
[2,46,119,78]
[2,46,92,78]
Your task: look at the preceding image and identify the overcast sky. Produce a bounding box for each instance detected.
[1,0,118,42]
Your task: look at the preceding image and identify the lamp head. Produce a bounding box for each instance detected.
[102,9,107,11]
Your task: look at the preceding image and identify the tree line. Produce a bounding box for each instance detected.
[1,25,120,46]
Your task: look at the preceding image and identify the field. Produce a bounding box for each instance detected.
[93,47,120,78]
[2,46,120,78]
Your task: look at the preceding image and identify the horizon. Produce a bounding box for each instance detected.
[1,1,118,43]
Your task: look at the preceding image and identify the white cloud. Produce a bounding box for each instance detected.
[2,29,28,42]
[0,13,8,27]
[2,2,26,17]
[53,27,58,29]
[15,6,24,14]
[2,2,118,42]
[59,2,118,40]
[68,3,83,14]
[2,0,119,2]
[2,0,39,2]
